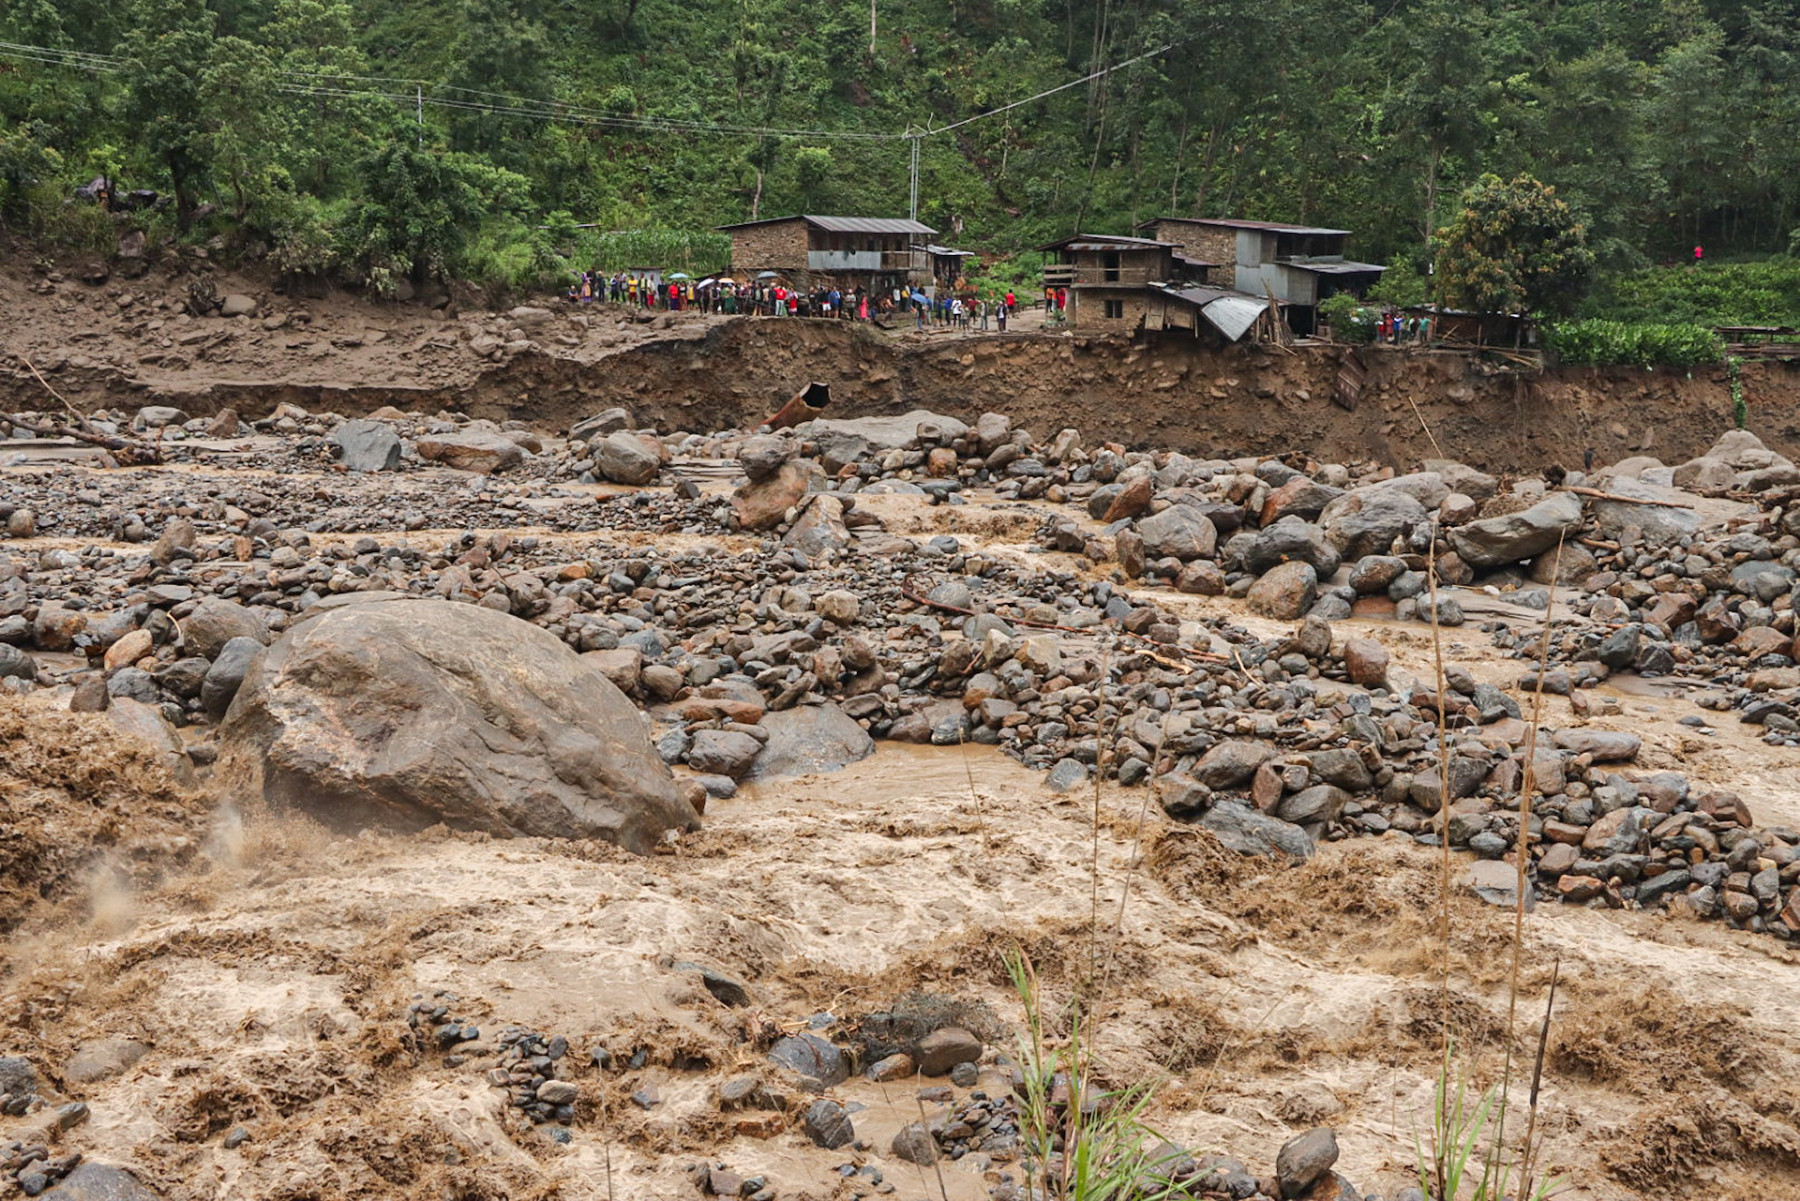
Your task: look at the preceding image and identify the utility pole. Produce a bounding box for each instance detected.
[908,132,921,222]
[416,86,424,147]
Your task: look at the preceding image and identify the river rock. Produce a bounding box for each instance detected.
[892,1122,938,1165]
[571,408,631,442]
[597,431,662,485]
[1342,638,1389,688]
[687,729,764,779]
[732,461,812,531]
[0,643,36,682]
[182,598,271,660]
[1136,504,1217,561]
[1447,492,1584,568]
[1249,561,1318,620]
[916,1026,982,1075]
[1276,784,1350,826]
[1276,1127,1339,1198]
[1321,488,1428,560]
[746,703,875,780]
[784,495,852,556]
[415,430,527,474]
[1243,518,1339,577]
[63,1038,150,1084]
[39,1163,163,1200]
[218,598,701,854]
[1260,476,1344,525]
[1199,802,1313,860]
[1195,740,1274,789]
[768,1033,848,1089]
[737,434,791,482]
[328,419,402,473]
[1551,728,1641,761]
[200,635,263,718]
[803,1098,855,1149]
[1586,478,1701,542]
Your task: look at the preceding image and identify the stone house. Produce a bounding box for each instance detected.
[716,215,937,293]
[1040,234,1253,339]
[1136,217,1385,335]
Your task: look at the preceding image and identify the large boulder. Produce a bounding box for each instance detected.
[40,1163,163,1200]
[571,407,632,442]
[799,411,951,454]
[1320,488,1429,561]
[415,430,527,474]
[783,495,851,556]
[1248,561,1319,620]
[328,419,402,473]
[1135,505,1217,561]
[1704,428,1783,470]
[1419,460,1497,502]
[1447,492,1584,569]
[1198,802,1313,861]
[1241,518,1339,578]
[182,598,271,660]
[1586,478,1702,543]
[746,703,875,781]
[732,461,813,531]
[218,599,701,853]
[597,431,662,485]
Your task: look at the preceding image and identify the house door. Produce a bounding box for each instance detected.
[1103,251,1121,282]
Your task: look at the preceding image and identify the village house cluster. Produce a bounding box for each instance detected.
[708,212,1389,342]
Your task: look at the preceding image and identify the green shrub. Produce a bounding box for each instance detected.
[1586,258,1800,327]
[1542,319,1723,368]
[1318,292,1376,344]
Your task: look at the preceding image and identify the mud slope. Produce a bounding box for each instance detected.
[5,257,1798,473]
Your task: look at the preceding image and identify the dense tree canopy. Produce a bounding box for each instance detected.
[1436,174,1595,316]
[4,0,1800,297]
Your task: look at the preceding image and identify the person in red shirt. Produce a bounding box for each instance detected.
[1004,290,1016,314]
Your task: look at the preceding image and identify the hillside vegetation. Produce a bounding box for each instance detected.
[4,0,1800,298]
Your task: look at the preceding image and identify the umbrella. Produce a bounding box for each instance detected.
[756,270,780,280]
[666,271,691,281]
[696,277,717,289]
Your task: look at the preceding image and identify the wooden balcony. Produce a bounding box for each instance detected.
[1041,264,1162,287]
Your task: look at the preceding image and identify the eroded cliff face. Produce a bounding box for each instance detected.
[5,260,1797,474]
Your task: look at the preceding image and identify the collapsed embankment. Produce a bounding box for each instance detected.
[9,295,1800,473]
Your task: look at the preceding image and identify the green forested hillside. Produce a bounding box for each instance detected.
[4,0,1800,297]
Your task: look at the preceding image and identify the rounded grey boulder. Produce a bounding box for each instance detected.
[218,598,701,854]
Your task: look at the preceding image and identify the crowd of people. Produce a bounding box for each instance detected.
[566,269,1033,332]
[1374,310,1431,343]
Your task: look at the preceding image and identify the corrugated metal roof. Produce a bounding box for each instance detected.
[1039,233,1177,251]
[716,214,937,235]
[1184,217,1350,236]
[1172,253,1218,268]
[805,215,937,235]
[1158,286,1270,343]
[1286,260,1386,275]
[924,244,975,257]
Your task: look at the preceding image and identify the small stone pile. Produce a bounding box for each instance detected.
[0,1057,91,1198]
[405,992,481,1059]
[484,1027,581,1130]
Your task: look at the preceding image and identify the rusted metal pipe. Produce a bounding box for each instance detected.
[763,381,831,430]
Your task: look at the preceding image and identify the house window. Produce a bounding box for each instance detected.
[1103,251,1121,282]
[1104,300,1124,319]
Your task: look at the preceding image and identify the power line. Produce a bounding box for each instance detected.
[0,34,1181,145]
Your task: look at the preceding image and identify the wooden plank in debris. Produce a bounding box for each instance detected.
[1333,349,1366,411]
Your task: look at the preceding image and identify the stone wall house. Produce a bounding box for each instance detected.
[717,215,937,293]
[1135,217,1385,336]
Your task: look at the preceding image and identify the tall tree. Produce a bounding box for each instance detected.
[116,0,215,227]
[1435,173,1596,315]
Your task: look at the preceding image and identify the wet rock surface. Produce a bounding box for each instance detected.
[4,383,1800,1201]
